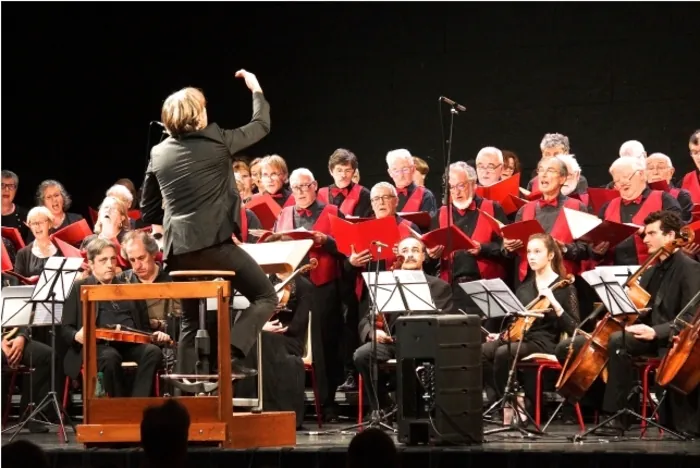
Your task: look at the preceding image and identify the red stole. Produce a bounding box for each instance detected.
[317,184,363,216]
[681,171,700,204]
[519,197,582,281]
[400,185,425,213]
[240,208,248,243]
[253,191,296,208]
[437,201,505,281]
[604,190,663,265]
[531,177,540,193]
[276,204,339,286]
[669,188,680,198]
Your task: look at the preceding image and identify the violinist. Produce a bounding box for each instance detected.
[483,233,579,425]
[353,237,454,419]
[557,211,700,435]
[61,238,170,398]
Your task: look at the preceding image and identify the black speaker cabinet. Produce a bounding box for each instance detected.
[395,314,482,445]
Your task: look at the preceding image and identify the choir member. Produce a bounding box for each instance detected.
[429,162,508,310]
[680,129,700,203]
[352,168,361,184]
[602,140,649,189]
[233,160,255,204]
[317,148,372,218]
[504,157,592,283]
[61,238,170,397]
[475,147,504,187]
[556,211,700,435]
[501,150,521,180]
[483,234,578,425]
[249,157,264,194]
[593,157,681,266]
[232,172,263,243]
[273,168,346,421]
[35,180,84,232]
[1,170,31,242]
[106,183,135,210]
[528,133,588,194]
[13,207,61,279]
[353,236,454,417]
[257,154,295,207]
[114,178,138,206]
[646,152,694,223]
[386,149,438,218]
[413,156,429,187]
[558,154,590,207]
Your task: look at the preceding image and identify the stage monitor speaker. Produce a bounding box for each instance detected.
[395,314,482,445]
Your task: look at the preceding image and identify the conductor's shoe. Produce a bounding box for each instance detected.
[231,358,258,379]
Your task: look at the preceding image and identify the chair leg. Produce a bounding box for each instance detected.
[574,402,585,432]
[535,365,545,427]
[154,371,160,397]
[358,375,363,424]
[640,365,650,431]
[3,371,18,427]
[310,367,322,428]
[62,377,71,411]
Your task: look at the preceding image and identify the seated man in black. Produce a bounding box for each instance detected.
[353,236,454,417]
[61,238,170,397]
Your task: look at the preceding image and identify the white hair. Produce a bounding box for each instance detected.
[555,154,581,175]
[27,206,54,224]
[370,182,397,198]
[647,152,673,168]
[289,168,315,185]
[449,161,477,182]
[609,156,646,175]
[476,147,503,164]
[619,140,646,161]
[385,149,413,167]
[540,133,570,152]
[106,184,134,205]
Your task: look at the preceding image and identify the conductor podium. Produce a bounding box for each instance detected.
[76,240,315,448]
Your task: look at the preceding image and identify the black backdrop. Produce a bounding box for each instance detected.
[3,3,698,217]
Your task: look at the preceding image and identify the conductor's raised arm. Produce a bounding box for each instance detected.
[222,70,271,155]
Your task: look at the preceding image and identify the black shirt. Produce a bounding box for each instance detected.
[96,300,137,330]
[396,182,438,219]
[2,205,31,243]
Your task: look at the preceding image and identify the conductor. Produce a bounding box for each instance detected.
[140,70,278,378]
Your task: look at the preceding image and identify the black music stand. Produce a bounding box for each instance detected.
[7,257,81,443]
[571,269,688,441]
[460,278,546,437]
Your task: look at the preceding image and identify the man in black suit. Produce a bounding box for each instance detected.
[353,236,455,415]
[61,238,170,397]
[140,70,278,378]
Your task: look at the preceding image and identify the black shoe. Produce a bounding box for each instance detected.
[337,374,358,392]
[323,404,340,423]
[593,414,630,436]
[231,358,257,379]
[27,421,49,433]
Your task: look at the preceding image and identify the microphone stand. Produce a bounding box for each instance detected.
[439,99,461,285]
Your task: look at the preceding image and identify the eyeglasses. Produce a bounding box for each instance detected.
[449,183,470,192]
[612,170,640,188]
[476,164,502,172]
[28,220,49,227]
[646,164,670,171]
[290,183,315,193]
[536,168,561,176]
[370,195,396,204]
[389,167,412,176]
[1,183,16,191]
[261,172,281,180]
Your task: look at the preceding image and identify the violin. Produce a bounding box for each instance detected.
[95,325,173,346]
[501,275,575,342]
[556,226,694,402]
[274,258,318,311]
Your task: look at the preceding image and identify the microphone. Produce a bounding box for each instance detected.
[371,241,389,248]
[152,121,165,128]
[439,96,466,112]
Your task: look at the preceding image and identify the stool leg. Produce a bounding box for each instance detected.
[195,298,210,376]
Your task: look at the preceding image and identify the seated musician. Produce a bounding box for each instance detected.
[236,234,312,428]
[353,237,454,417]
[555,211,700,434]
[645,153,694,224]
[386,149,438,220]
[483,233,579,425]
[61,238,170,397]
[13,207,61,280]
[256,154,295,208]
[35,179,84,233]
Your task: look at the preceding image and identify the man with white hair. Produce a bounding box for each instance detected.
[646,153,694,223]
[475,147,504,187]
[619,140,647,161]
[527,133,589,194]
[593,157,681,265]
[557,154,591,206]
[680,129,700,204]
[385,149,438,220]
[273,167,346,421]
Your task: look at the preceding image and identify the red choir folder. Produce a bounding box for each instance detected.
[397,211,432,230]
[53,237,84,258]
[343,216,375,223]
[420,225,478,255]
[501,194,528,215]
[1,241,12,272]
[128,209,142,220]
[245,194,282,230]
[648,180,671,192]
[500,219,545,253]
[587,188,620,215]
[1,227,26,250]
[520,187,543,201]
[563,207,641,247]
[685,221,700,245]
[691,204,700,222]
[329,215,400,260]
[476,174,522,215]
[49,219,93,247]
[1,241,38,284]
[88,207,99,225]
[255,228,317,244]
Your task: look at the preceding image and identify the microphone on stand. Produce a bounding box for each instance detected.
[371,241,389,248]
[439,96,467,112]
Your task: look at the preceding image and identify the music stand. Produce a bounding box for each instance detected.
[459,279,546,436]
[330,268,438,434]
[572,269,688,441]
[7,257,82,443]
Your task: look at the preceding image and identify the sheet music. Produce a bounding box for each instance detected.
[239,239,313,274]
[594,265,640,286]
[459,278,525,318]
[581,269,638,316]
[32,257,82,302]
[33,303,64,325]
[391,270,436,311]
[1,286,34,327]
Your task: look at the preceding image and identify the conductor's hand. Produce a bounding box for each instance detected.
[503,238,523,252]
[349,245,372,268]
[152,331,171,343]
[235,69,262,94]
[74,327,84,345]
[375,330,393,344]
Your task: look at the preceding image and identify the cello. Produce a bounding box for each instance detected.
[655,291,700,395]
[556,226,694,402]
[95,324,174,346]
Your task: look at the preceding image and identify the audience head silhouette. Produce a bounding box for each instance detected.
[141,399,190,468]
[2,440,49,468]
[347,428,398,468]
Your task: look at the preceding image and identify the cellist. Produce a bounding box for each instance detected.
[483,233,579,425]
[555,211,700,435]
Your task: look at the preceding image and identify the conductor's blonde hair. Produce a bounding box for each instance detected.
[161,87,207,138]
